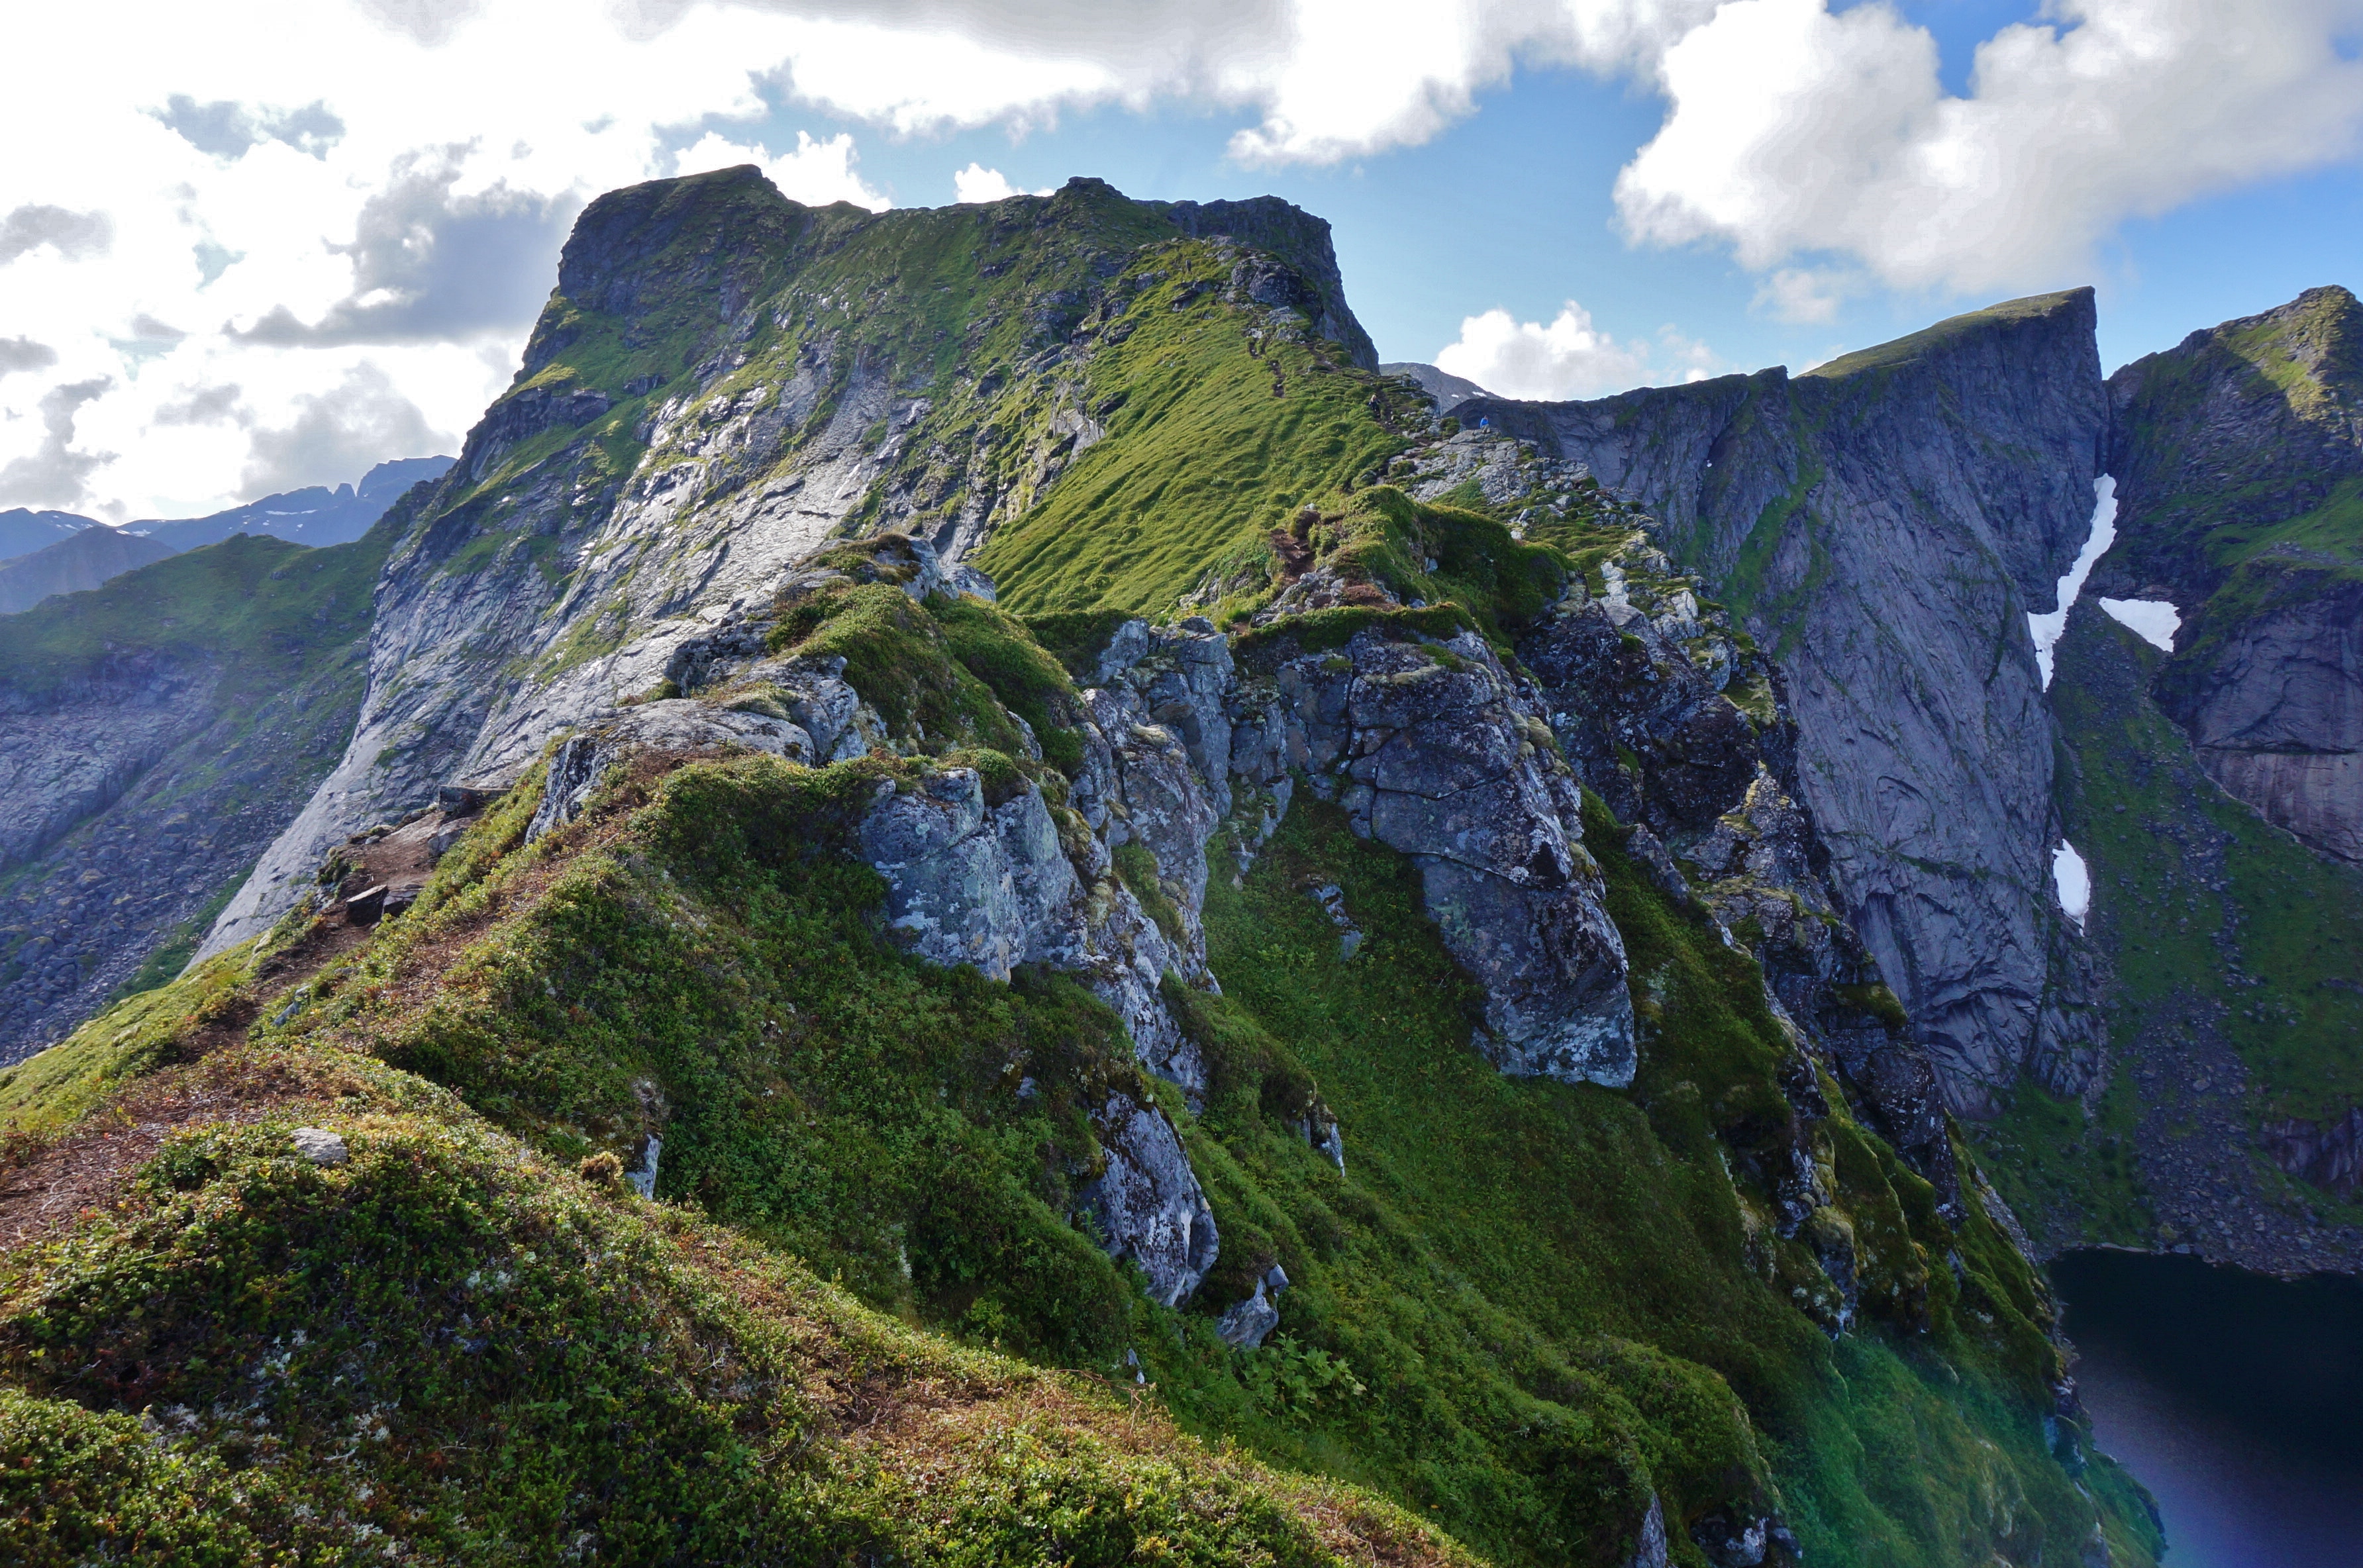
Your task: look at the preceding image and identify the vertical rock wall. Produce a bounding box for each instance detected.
[1458,290,2111,1114]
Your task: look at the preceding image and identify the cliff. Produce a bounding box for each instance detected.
[1456,290,2110,1116]
[2103,285,2363,865]
[199,169,1391,959]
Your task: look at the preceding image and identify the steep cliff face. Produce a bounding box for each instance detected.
[0,534,384,1064]
[1460,291,2110,1116]
[203,168,1392,959]
[2102,285,2363,865]
[1982,603,2363,1274]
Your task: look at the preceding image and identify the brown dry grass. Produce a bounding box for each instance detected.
[0,1044,376,1252]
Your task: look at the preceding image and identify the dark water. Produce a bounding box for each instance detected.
[2052,1250,2363,1567]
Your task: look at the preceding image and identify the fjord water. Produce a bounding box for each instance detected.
[2052,1250,2363,1565]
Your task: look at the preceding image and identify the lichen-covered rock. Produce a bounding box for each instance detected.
[857,768,1080,979]
[1216,1265,1289,1350]
[1232,623,1635,1087]
[525,699,816,842]
[1081,1095,1220,1307]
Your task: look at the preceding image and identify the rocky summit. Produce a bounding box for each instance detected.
[3,165,2360,1567]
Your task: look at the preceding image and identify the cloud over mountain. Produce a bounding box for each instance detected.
[3,0,2359,518]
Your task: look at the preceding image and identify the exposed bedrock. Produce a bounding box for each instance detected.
[203,169,1374,962]
[1459,289,2112,1115]
[1229,623,1636,1086]
[2105,287,2363,865]
[1516,555,1962,1210]
[2164,575,2363,863]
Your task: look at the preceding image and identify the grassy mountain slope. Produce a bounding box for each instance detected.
[0,491,2160,1566]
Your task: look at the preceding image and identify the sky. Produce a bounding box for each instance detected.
[4,0,2362,522]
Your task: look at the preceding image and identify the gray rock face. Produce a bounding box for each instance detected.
[526,698,822,843]
[2262,1106,2363,1196]
[0,587,376,1066]
[1231,624,1635,1087]
[1215,1265,1289,1350]
[856,768,1082,979]
[1461,289,2112,1114]
[2159,570,2363,864]
[2105,285,2363,863]
[1081,1093,1220,1308]
[1623,1493,1670,1568]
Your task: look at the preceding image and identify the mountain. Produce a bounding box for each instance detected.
[1453,291,2111,1119]
[0,166,2252,1565]
[0,524,176,614]
[133,455,456,552]
[0,528,396,1061]
[1382,360,1497,411]
[0,508,99,564]
[1450,288,2363,1277]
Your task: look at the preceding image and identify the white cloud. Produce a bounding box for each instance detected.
[674,130,889,212]
[9,0,2363,517]
[1752,266,1854,325]
[1434,301,1660,399]
[952,164,1052,203]
[1616,0,2363,295]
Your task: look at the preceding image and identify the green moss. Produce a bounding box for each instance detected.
[768,582,1025,752]
[1114,842,1185,943]
[933,595,1089,774]
[1021,609,1135,678]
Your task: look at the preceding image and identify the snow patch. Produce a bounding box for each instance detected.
[2027,475,2119,689]
[2098,597,2180,652]
[2052,841,2091,930]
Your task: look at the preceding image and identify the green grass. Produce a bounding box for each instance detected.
[1801,290,2089,382]
[1144,795,2157,1568]
[1976,1074,2155,1250]
[0,530,387,709]
[0,946,258,1139]
[2055,614,2363,1125]
[976,245,1407,617]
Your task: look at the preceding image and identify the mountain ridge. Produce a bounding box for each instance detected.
[12,166,2358,1565]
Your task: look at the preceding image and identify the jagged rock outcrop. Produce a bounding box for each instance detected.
[1080,1095,1221,1307]
[2262,1106,2363,1197]
[2164,575,2363,863]
[1460,291,2113,1115]
[1231,622,1636,1085]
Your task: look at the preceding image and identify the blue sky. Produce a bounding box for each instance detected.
[744,3,2363,382]
[6,0,2363,516]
